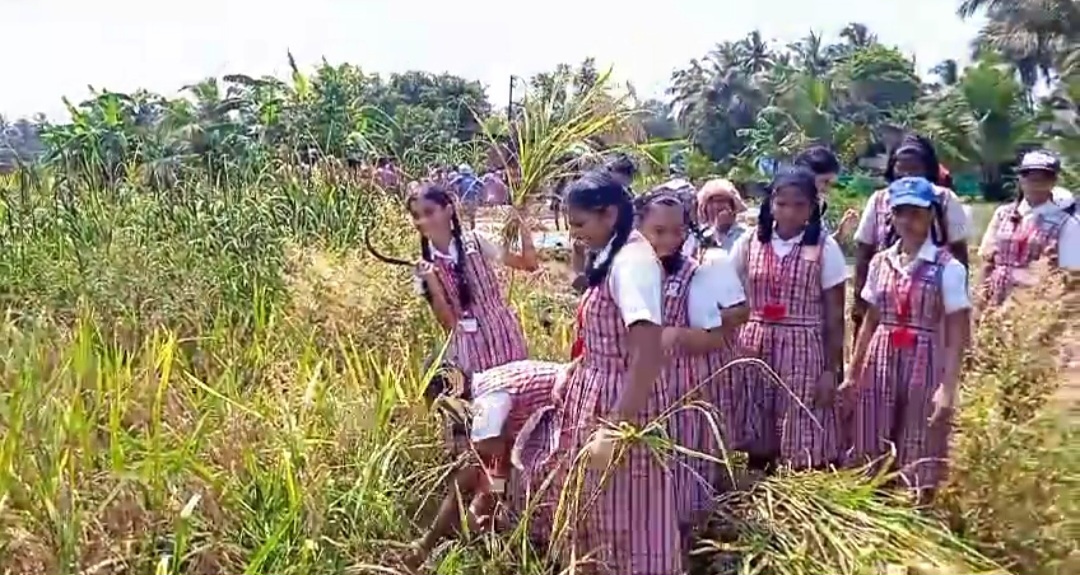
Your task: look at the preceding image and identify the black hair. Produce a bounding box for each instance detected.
[406,184,473,309]
[757,167,823,246]
[606,154,637,179]
[634,190,691,275]
[885,134,941,185]
[565,170,636,288]
[883,201,950,247]
[793,146,841,176]
[421,355,472,404]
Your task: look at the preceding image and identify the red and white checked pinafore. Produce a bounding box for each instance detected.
[661,258,723,531]
[735,236,840,469]
[544,235,683,575]
[981,204,1066,306]
[432,232,528,374]
[468,360,563,542]
[848,248,954,493]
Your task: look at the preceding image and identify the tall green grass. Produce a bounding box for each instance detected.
[0,167,1074,574]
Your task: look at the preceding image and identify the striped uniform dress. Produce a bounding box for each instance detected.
[660,257,720,532]
[982,205,1067,306]
[432,232,528,374]
[736,237,840,469]
[849,249,954,493]
[468,360,563,542]
[543,236,683,575]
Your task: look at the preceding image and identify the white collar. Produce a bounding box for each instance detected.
[1017,197,1066,217]
[594,230,645,268]
[886,238,938,269]
[771,230,804,246]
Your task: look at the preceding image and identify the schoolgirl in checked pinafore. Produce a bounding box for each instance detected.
[845,177,970,500]
[529,171,682,575]
[635,190,751,536]
[732,168,848,471]
[852,135,971,334]
[978,151,1080,307]
[408,184,534,376]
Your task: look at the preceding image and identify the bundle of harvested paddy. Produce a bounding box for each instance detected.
[697,466,1009,575]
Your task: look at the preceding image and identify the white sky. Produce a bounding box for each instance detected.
[4,0,985,121]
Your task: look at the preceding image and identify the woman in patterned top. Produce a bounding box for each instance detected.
[407,184,537,375]
[730,167,848,471]
[844,177,970,502]
[978,150,1080,306]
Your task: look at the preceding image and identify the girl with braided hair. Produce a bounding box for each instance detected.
[536,169,683,575]
[407,183,537,375]
[634,188,749,537]
[731,167,848,471]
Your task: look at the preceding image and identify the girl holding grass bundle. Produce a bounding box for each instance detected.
[407,357,572,568]
[732,167,847,471]
[634,189,749,535]
[407,184,538,375]
[544,170,682,575]
[853,135,971,334]
[844,177,970,501]
[978,150,1080,306]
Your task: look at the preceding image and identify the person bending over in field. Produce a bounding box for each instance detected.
[407,358,573,569]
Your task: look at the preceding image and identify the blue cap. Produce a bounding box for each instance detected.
[888,176,937,209]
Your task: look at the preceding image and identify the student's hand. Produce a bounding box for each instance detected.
[929,385,955,428]
[404,537,431,572]
[836,209,859,239]
[660,327,683,352]
[814,370,837,409]
[585,428,618,470]
[415,260,436,278]
[837,376,858,417]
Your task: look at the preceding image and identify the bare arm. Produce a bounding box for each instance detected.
[853,243,875,322]
[501,216,540,272]
[940,310,968,396]
[846,307,879,383]
[823,284,846,373]
[671,303,751,354]
[613,322,664,422]
[422,274,458,332]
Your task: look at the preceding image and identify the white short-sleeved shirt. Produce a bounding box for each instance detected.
[860,240,971,314]
[731,230,849,290]
[690,249,748,330]
[978,197,1080,270]
[594,235,664,327]
[680,234,700,259]
[854,186,972,246]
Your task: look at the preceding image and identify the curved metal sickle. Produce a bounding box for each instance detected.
[363,226,413,267]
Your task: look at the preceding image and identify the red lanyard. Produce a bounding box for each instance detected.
[888,259,928,349]
[1011,218,1038,262]
[889,261,925,324]
[570,294,586,360]
[761,242,796,307]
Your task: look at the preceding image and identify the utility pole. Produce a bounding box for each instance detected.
[508,75,518,126]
